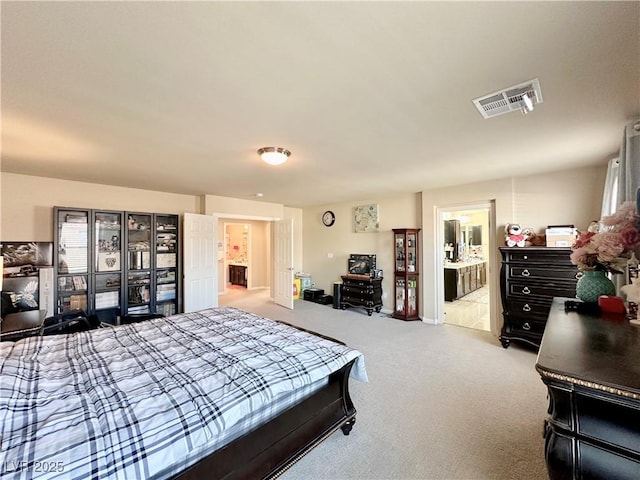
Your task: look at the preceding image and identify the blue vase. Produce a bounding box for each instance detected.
[576,270,616,303]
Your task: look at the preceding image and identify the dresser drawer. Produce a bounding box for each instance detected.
[509,265,579,282]
[342,289,373,298]
[508,280,577,299]
[342,279,371,288]
[504,248,574,265]
[576,393,640,454]
[342,285,375,295]
[342,294,376,306]
[342,278,382,288]
[507,315,546,336]
[506,298,552,319]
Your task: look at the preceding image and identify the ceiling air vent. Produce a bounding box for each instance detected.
[472,78,543,119]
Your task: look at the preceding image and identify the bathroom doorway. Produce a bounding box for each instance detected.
[224,222,251,289]
[439,204,492,332]
[217,218,274,301]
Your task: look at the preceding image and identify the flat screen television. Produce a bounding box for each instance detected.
[348,254,376,275]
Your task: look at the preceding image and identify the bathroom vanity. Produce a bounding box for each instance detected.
[443,260,487,302]
[229,264,247,287]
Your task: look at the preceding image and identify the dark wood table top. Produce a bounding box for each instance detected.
[1,309,47,337]
[536,298,640,397]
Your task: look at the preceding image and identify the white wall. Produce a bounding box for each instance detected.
[302,193,421,309]
[301,164,607,330]
[423,164,606,334]
[2,165,608,328]
[1,174,301,308]
[203,195,302,299]
[1,173,200,240]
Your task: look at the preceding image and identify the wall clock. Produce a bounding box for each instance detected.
[322,210,336,227]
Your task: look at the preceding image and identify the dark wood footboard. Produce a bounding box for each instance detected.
[174,359,357,480]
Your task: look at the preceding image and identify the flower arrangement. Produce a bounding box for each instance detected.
[570,201,640,273]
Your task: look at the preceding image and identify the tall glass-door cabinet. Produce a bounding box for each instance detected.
[93,211,124,324]
[155,214,179,316]
[54,207,180,324]
[55,208,91,315]
[393,228,420,321]
[126,213,153,315]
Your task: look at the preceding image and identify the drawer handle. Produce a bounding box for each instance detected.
[521,269,530,277]
[522,286,531,294]
[522,304,531,312]
[523,322,531,331]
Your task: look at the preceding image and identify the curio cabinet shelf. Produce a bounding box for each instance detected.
[393,228,420,321]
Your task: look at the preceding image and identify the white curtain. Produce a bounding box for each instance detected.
[609,119,640,293]
[616,119,640,206]
[601,157,619,217]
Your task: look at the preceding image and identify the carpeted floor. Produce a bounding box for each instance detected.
[219,288,548,480]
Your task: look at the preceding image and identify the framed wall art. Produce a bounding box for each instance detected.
[353,204,379,233]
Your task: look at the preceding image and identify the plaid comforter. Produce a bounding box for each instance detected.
[0,307,366,479]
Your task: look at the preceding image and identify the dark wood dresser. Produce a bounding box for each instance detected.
[340,275,382,316]
[536,298,640,480]
[499,247,578,348]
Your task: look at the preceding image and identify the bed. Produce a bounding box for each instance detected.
[0,307,367,479]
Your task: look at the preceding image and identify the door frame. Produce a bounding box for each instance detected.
[212,212,297,310]
[435,201,497,333]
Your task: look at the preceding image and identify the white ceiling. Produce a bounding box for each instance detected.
[2,2,639,208]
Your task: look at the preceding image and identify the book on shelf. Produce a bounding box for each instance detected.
[128,305,150,314]
[158,303,176,316]
[68,294,87,311]
[157,291,176,301]
[157,271,176,282]
[157,253,177,268]
[72,276,87,290]
[95,291,119,309]
[157,224,177,231]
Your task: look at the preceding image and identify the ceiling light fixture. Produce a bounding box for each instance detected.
[258,147,291,166]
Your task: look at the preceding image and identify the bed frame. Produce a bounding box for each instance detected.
[175,351,357,480]
[2,313,359,479]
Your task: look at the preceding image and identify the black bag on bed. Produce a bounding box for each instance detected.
[41,309,93,336]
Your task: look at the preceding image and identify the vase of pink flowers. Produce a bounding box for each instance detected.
[570,201,640,303]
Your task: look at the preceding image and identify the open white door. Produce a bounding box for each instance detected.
[183,213,217,312]
[273,218,294,309]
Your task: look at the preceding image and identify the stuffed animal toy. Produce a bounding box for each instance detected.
[505,223,530,247]
[526,228,546,246]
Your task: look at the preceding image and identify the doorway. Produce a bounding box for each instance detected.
[224,222,251,289]
[439,203,492,332]
[216,216,295,310]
